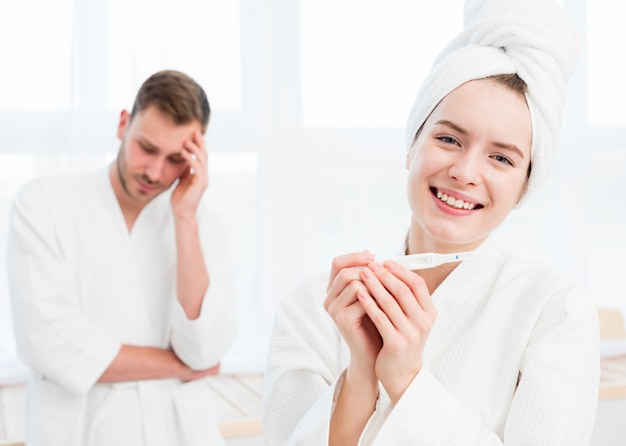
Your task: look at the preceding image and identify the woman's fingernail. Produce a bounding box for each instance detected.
[369,262,380,272]
[384,260,396,269]
[361,268,372,279]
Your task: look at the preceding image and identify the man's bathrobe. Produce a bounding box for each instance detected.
[7,168,236,446]
[262,239,600,445]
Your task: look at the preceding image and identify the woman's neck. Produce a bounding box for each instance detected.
[405,225,483,294]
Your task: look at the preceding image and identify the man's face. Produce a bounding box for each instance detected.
[115,106,202,205]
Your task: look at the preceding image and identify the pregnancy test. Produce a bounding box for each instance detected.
[391,251,473,270]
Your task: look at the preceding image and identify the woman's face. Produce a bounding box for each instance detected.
[406,78,532,253]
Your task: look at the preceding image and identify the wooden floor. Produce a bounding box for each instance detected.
[205,374,263,438]
[2,357,626,445]
[212,356,626,438]
[0,374,265,445]
[599,356,626,400]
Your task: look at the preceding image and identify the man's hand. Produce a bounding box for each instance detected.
[180,362,221,382]
[171,129,210,320]
[171,130,208,219]
[98,345,220,383]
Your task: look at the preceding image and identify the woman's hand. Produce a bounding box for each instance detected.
[357,260,437,404]
[324,251,382,372]
[325,251,382,446]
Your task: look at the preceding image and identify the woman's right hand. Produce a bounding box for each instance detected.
[324,251,383,372]
[325,252,382,445]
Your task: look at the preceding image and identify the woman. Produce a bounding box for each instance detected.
[262,0,600,444]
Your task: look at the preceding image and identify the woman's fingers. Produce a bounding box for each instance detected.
[326,251,375,293]
[358,265,410,332]
[357,261,437,404]
[358,262,434,329]
[383,260,436,317]
[325,276,365,315]
[326,273,383,368]
[356,287,396,339]
[324,251,375,313]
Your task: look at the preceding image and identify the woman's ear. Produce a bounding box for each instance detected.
[406,141,419,169]
[406,126,424,169]
[514,162,533,207]
[513,178,530,210]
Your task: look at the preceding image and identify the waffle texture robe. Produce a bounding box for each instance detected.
[263,240,600,445]
[8,167,236,446]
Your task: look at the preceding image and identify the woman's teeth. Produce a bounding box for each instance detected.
[436,190,476,210]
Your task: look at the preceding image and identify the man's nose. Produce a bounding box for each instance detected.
[145,157,165,183]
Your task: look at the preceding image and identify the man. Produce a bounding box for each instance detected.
[7,70,236,445]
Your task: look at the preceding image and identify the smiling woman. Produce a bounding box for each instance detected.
[0,1,625,443]
[262,0,601,444]
[406,78,533,253]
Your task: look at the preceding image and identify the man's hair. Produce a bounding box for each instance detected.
[131,70,211,133]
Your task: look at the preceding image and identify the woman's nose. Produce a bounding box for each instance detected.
[447,150,482,186]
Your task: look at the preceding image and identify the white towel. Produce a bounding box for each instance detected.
[405,0,579,203]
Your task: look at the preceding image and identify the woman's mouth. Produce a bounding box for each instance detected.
[432,188,483,210]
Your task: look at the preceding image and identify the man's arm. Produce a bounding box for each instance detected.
[97,345,219,383]
[174,215,209,320]
[170,129,211,320]
[168,129,237,370]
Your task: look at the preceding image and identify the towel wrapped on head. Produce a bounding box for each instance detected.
[405,0,579,203]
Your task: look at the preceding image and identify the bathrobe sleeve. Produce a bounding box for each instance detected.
[359,282,600,446]
[262,274,348,446]
[7,180,121,395]
[169,205,237,370]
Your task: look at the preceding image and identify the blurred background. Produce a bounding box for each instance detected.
[0,0,624,419]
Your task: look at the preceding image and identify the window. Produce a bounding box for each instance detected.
[300,0,464,128]
[1,0,625,375]
[587,0,626,126]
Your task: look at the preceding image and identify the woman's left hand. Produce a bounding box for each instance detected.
[357,260,437,404]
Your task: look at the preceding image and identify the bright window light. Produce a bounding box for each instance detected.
[300,0,464,128]
[0,0,74,111]
[587,0,626,127]
[107,0,242,112]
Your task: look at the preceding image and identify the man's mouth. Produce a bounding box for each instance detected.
[137,176,160,192]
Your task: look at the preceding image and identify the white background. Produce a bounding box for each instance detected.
[0,0,625,375]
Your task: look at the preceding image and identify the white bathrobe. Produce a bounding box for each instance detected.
[262,240,600,445]
[7,168,236,446]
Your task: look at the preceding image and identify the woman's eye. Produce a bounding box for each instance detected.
[492,154,513,166]
[437,136,459,145]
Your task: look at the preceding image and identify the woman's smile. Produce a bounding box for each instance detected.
[431,187,483,211]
